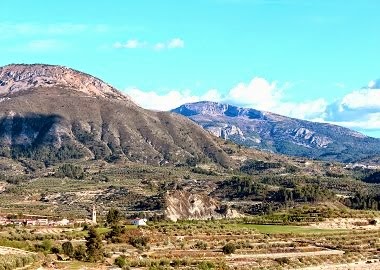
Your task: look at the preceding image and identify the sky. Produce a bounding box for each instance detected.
[0,0,380,137]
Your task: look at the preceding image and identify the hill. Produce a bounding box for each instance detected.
[0,64,232,167]
[172,101,380,163]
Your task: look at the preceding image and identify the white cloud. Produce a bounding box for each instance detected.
[125,77,326,120]
[168,38,185,49]
[226,77,281,111]
[114,38,185,51]
[341,89,380,110]
[126,88,220,111]
[113,39,146,49]
[125,77,380,136]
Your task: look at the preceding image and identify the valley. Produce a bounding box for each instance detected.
[0,64,379,270]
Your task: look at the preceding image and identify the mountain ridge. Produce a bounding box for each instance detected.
[172,101,380,163]
[0,64,233,167]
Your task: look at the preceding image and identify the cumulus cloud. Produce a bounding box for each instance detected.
[341,89,380,110]
[125,77,380,136]
[226,77,281,110]
[126,88,220,111]
[125,77,326,120]
[323,80,380,133]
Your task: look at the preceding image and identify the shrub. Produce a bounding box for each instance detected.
[115,255,127,268]
[128,236,150,248]
[74,245,86,261]
[62,241,74,257]
[222,243,236,254]
[193,241,208,250]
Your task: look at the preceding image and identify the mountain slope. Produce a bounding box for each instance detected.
[172,101,380,163]
[0,64,232,167]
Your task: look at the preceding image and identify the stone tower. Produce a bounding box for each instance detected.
[92,205,97,224]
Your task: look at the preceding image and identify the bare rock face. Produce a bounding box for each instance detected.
[0,64,129,100]
[164,190,241,221]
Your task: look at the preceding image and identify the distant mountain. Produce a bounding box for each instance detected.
[0,64,232,167]
[172,101,380,163]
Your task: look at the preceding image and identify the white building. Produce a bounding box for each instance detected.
[92,205,97,224]
[131,218,147,226]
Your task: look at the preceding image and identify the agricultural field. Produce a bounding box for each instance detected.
[0,216,379,270]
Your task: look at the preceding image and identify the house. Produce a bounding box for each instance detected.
[37,219,49,226]
[26,220,37,226]
[56,218,70,226]
[131,218,147,226]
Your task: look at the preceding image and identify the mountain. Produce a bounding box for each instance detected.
[172,101,380,163]
[0,64,231,167]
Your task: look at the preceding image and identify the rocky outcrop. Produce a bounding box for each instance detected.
[0,64,128,100]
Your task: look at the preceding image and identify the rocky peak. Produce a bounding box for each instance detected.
[0,64,130,100]
[173,101,264,119]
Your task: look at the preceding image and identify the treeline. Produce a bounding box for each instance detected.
[215,176,335,204]
[55,164,84,179]
[275,185,335,203]
[240,159,281,174]
[343,192,380,210]
[4,145,84,165]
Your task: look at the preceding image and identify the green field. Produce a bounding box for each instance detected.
[236,224,346,234]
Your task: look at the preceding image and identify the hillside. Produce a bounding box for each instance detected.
[0,64,232,167]
[172,101,380,163]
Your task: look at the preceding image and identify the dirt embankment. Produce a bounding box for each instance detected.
[164,190,241,221]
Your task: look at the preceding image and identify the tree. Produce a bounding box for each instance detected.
[106,208,122,225]
[106,225,125,243]
[62,241,74,257]
[85,227,104,262]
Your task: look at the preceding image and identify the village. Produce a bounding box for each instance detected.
[0,206,148,227]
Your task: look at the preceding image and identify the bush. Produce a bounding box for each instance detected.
[115,255,127,268]
[275,257,291,265]
[222,243,236,254]
[198,261,215,270]
[74,245,86,261]
[62,241,74,257]
[193,241,208,250]
[128,236,149,248]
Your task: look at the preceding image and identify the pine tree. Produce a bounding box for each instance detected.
[85,227,104,262]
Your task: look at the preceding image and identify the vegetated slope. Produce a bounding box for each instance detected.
[0,64,231,167]
[172,101,380,163]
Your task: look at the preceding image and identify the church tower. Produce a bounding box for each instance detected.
[92,205,97,224]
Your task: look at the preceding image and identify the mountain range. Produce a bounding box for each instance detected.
[172,101,380,163]
[0,63,378,166]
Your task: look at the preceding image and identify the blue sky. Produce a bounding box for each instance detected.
[1,0,380,137]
